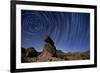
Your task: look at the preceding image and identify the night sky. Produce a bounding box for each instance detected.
[21,10,90,52]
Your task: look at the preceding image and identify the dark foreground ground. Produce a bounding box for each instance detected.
[21,48,90,63]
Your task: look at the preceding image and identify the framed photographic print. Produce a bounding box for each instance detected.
[10,0,97,72]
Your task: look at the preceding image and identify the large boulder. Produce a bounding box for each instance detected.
[38,36,57,61]
[21,47,38,63]
[26,47,38,57]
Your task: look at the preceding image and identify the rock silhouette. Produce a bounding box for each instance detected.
[26,47,38,57]
[21,47,38,62]
[38,36,57,61]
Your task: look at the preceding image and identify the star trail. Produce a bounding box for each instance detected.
[21,10,90,52]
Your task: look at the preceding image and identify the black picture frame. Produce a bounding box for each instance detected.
[10,0,97,72]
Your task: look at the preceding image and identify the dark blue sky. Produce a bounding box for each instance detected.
[21,10,90,52]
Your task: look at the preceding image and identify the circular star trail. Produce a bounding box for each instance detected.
[21,10,90,52]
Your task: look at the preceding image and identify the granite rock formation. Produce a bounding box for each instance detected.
[38,36,57,61]
[26,47,38,57]
[21,47,38,62]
